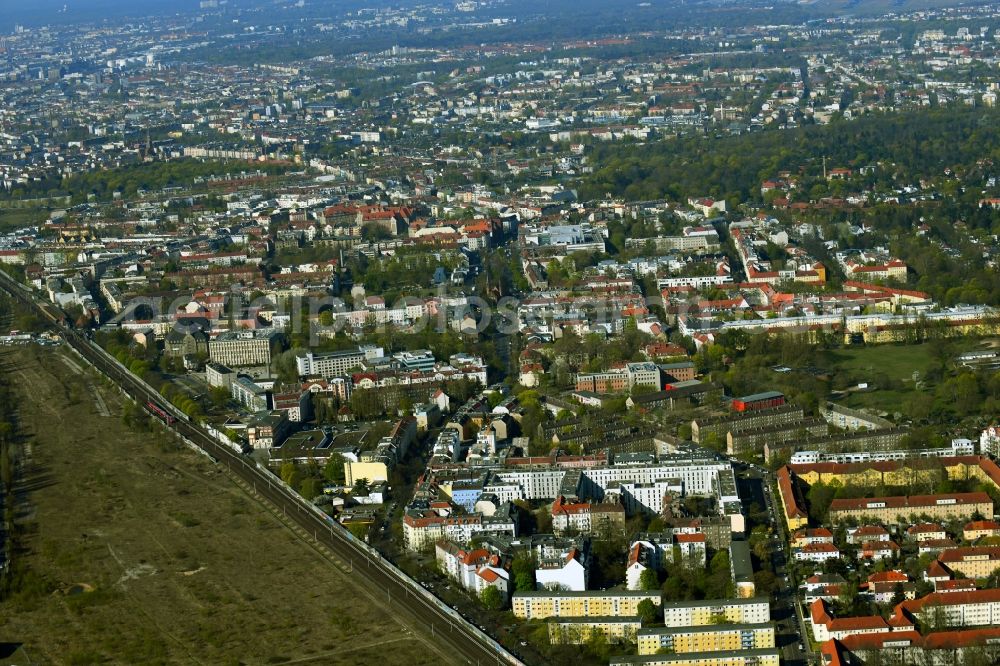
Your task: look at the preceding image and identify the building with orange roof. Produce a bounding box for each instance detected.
[936,546,1000,579]
[924,559,954,584]
[791,527,834,549]
[918,538,959,557]
[836,627,1000,664]
[847,524,890,545]
[935,579,977,594]
[907,523,948,542]
[810,600,892,642]
[829,492,993,525]
[434,539,510,600]
[794,542,841,563]
[551,495,626,537]
[963,520,1000,542]
[536,546,589,592]
[777,466,809,531]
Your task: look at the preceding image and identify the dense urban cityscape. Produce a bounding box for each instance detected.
[5,0,1000,664]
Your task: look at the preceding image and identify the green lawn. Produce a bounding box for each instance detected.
[0,207,48,231]
[821,344,935,383]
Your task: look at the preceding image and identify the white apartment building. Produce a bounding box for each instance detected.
[296,345,382,378]
[536,548,588,592]
[208,329,282,367]
[662,598,771,628]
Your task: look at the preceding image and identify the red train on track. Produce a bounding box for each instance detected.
[144,400,176,425]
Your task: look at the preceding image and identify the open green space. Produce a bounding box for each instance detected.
[0,208,48,232]
[821,344,936,383]
[0,346,450,666]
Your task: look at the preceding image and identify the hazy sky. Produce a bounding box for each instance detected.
[0,0,203,26]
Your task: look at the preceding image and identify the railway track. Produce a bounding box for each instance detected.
[0,270,521,666]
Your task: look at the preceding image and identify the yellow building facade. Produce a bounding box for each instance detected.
[512,591,660,620]
[637,624,775,655]
[548,617,642,645]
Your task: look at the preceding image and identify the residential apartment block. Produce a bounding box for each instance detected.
[829,493,993,525]
[609,649,780,666]
[208,329,282,367]
[295,345,382,378]
[548,617,642,645]
[512,590,661,620]
[637,623,776,655]
[661,598,771,628]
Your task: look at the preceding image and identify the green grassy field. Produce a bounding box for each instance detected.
[0,208,47,232]
[821,344,936,383]
[0,346,453,666]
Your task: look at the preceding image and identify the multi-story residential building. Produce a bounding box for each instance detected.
[660,361,697,383]
[626,362,662,390]
[434,540,510,601]
[208,329,282,367]
[624,234,719,253]
[765,427,912,462]
[574,371,630,394]
[295,345,382,378]
[485,452,741,527]
[661,598,771,628]
[829,628,1000,666]
[820,402,894,431]
[691,404,803,444]
[829,493,994,525]
[626,532,706,590]
[231,375,269,412]
[637,623,776,655]
[793,543,841,563]
[786,456,1000,490]
[676,533,708,567]
[813,588,1000,644]
[551,495,626,537]
[777,466,809,531]
[164,328,209,359]
[345,418,416,486]
[726,418,828,457]
[536,546,588,592]
[980,425,1000,457]
[246,410,290,449]
[512,590,660,620]
[403,508,517,552]
[937,547,1000,579]
[847,525,890,545]
[575,362,663,394]
[907,523,948,542]
[858,541,900,562]
[608,650,780,666]
[901,588,1000,629]
[810,600,891,642]
[789,439,973,465]
[548,617,642,645]
[205,362,236,389]
[272,389,310,423]
[963,520,1000,541]
[790,528,834,549]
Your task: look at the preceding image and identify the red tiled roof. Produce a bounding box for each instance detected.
[830,492,992,512]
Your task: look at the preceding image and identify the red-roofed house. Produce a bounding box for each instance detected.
[937,546,1000,579]
[963,520,1000,541]
[791,527,834,549]
[860,540,900,562]
[795,542,841,563]
[907,523,947,542]
[847,525,890,545]
[810,600,891,642]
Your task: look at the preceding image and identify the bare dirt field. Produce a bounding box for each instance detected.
[0,346,453,666]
